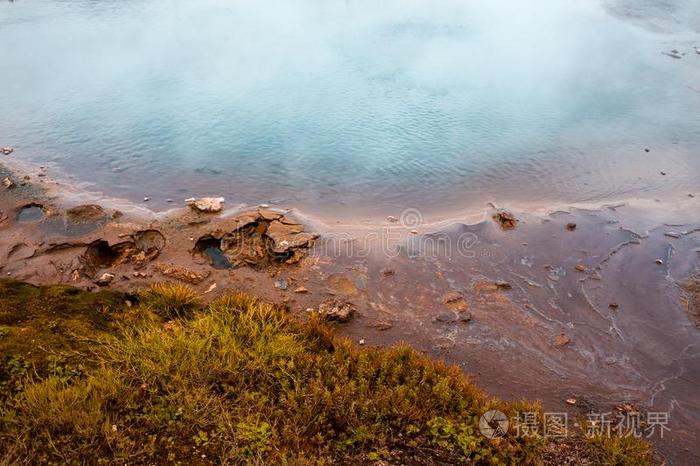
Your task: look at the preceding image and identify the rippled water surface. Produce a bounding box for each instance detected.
[1,0,699,216]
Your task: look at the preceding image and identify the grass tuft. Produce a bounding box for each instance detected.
[138,282,200,319]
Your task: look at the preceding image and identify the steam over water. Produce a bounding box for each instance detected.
[1,0,699,216]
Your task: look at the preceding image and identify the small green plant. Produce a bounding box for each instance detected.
[192,429,210,446]
[47,320,62,334]
[235,419,273,458]
[0,355,31,399]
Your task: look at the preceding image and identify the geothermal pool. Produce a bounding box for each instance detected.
[1,0,699,216]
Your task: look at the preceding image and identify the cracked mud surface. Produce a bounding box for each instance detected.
[1,164,699,464]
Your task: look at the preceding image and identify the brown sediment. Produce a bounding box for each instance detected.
[492,209,518,229]
[683,278,700,328]
[65,204,106,224]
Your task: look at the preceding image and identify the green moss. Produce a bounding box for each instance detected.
[0,280,653,465]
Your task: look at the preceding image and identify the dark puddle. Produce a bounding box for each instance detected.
[41,205,109,237]
[193,237,232,269]
[16,204,44,222]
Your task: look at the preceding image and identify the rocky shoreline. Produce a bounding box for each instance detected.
[1,160,700,464]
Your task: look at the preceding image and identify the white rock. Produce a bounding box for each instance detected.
[187,197,225,213]
[96,273,115,286]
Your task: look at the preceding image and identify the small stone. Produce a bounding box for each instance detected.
[411,229,418,235]
[166,198,173,203]
[566,222,577,231]
[565,398,577,406]
[433,311,458,323]
[359,339,365,345]
[440,291,469,311]
[655,259,664,265]
[204,283,217,294]
[259,203,270,208]
[1,147,14,155]
[459,311,473,323]
[2,177,15,189]
[274,278,288,290]
[380,268,395,277]
[609,303,619,309]
[575,264,586,272]
[689,194,695,198]
[95,273,115,286]
[143,197,150,202]
[187,197,225,213]
[386,215,398,223]
[495,280,512,290]
[644,148,650,153]
[154,264,210,284]
[441,291,464,304]
[664,232,680,239]
[293,286,309,293]
[368,321,393,331]
[554,334,571,347]
[318,299,355,322]
[660,171,666,176]
[493,210,518,230]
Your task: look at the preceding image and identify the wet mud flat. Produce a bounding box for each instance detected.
[1,165,699,464]
[317,206,700,465]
